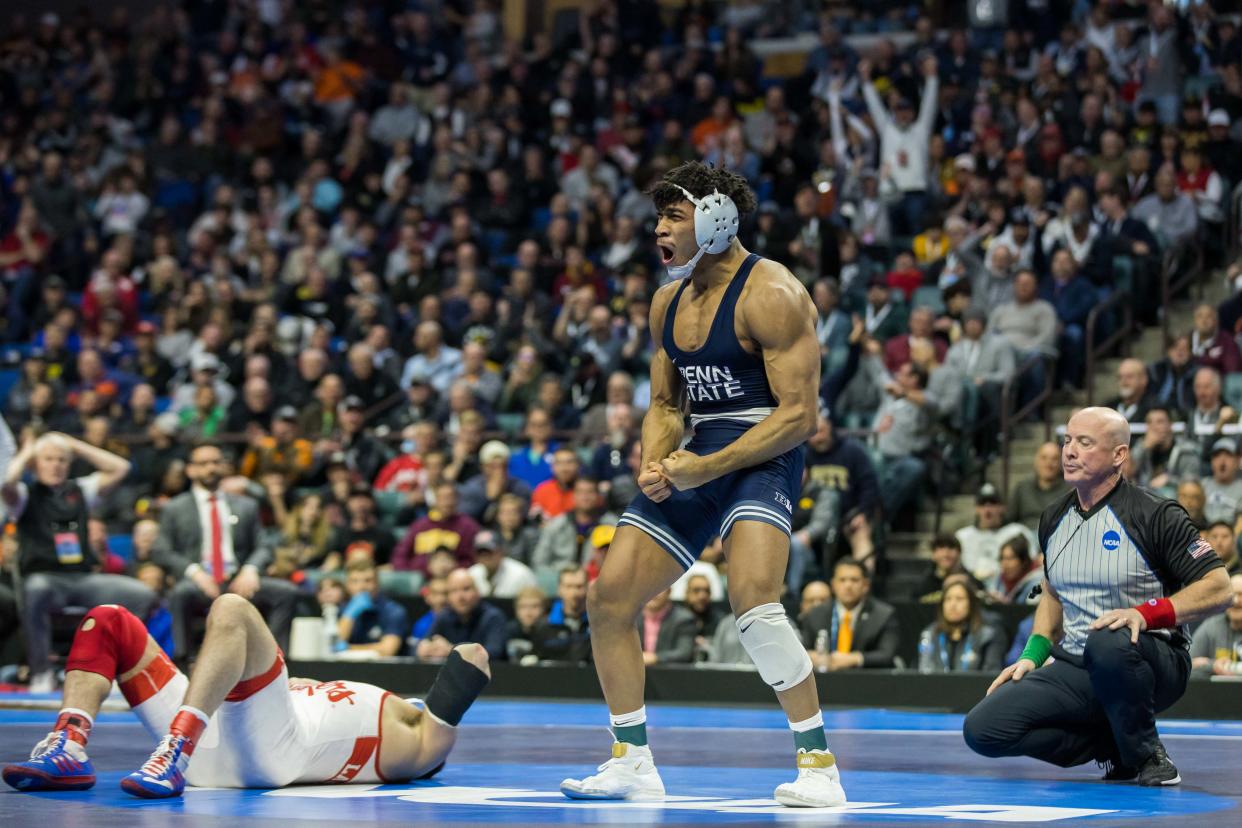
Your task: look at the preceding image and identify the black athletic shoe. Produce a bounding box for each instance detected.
[1136,744,1181,787]
[1098,759,1138,782]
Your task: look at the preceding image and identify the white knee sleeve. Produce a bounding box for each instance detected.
[736,603,812,690]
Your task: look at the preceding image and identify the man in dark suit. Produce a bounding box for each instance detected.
[1039,249,1097,388]
[153,441,299,659]
[1123,146,1154,205]
[800,558,899,670]
[1088,187,1159,322]
[639,587,698,665]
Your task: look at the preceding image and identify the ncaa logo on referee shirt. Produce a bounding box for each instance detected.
[1102,530,1121,551]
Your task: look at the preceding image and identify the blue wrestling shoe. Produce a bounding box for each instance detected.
[120,735,189,798]
[2,730,96,791]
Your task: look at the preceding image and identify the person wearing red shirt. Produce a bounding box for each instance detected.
[375,421,439,494]
[883,250,924,303]
[530,447,580,522]
[884,306,946,374]
[373,448,425,493]
[81,250,139,335]
[0,201,51,340]
[1175,145,1223,223]
[1190,303,1242,377]
[0,202,50,275]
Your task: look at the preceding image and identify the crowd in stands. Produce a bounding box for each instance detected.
[2,0,1242,688]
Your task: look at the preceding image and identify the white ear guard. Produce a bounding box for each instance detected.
[672,183,739,255]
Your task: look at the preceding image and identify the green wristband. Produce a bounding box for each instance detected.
[1019,634,1052,667]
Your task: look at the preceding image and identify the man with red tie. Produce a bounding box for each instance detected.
[153,441,299,661]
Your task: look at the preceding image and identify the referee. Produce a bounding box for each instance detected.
[963,408,1232,785]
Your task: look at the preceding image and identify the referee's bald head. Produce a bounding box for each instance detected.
[1073,406,1131,450]
[1064,407,1131,487]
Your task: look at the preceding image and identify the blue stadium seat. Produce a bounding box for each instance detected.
[0,369,19,404]
[107,534,135,563]
[154,180,199,211]
[484,229,510,258]
[532,207,552,234]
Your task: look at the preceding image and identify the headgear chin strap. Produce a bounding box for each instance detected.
[665,183,739,280]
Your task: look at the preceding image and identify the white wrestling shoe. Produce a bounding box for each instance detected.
[28,671,55,694]
[560,742,666,801]
[773,748,847,808]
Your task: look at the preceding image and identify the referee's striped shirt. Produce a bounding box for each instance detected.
[1038,477,1224,657]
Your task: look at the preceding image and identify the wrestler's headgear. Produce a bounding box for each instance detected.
[665,183,739,280]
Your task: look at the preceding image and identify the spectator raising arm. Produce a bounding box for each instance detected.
[3,431,129,516]
[858,59,891,135]
[914,56,940,142]
[57,432,132,492]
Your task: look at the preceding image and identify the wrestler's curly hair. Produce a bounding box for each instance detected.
[646,161,758,217]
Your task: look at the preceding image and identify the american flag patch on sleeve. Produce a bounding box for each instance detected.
[1188,538,1215,559]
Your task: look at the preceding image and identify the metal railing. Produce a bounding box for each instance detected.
[1227,181,1242,258]
[1161,239,1205,346]
[1083,291,1134,404]
[998,353,1054,497]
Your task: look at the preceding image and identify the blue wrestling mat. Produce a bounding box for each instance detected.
[1,698,1239,826]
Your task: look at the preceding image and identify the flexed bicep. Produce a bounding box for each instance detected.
[744,270,821,431]
[639,286,689,467]
[648,347,685,415]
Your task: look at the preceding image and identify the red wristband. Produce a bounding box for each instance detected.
[1134,597,1177,630]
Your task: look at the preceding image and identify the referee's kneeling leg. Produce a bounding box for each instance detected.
[961,691,1019,759]
[1082,627,1142,687]
[1082,627,1185,765]
[962,665,1076,763]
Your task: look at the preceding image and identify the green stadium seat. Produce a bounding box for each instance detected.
[535,567,561,596]
[495,413,525,437]
[1223,373,1242,411]
[379,570,424,597]
[911,285,944,314]
[374,490,404,522]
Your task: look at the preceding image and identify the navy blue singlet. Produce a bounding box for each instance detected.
[618,253,805,570]
[662,253,778,429]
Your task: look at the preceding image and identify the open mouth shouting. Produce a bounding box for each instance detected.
[657,239,676,265]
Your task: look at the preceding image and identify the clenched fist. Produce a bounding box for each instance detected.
[638,462,672,502]
[659,450,712,491]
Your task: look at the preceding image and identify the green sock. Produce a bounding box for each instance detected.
[611,708,648,746]
[793,722,829,752]
[612,722,648,746]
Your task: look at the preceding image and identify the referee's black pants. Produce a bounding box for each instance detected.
[962,628,1190,769]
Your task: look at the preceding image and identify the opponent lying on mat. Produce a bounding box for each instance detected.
[3,594,489,798]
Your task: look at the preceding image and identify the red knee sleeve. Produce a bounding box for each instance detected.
[65,604,151,681]
[119,652,179,708]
